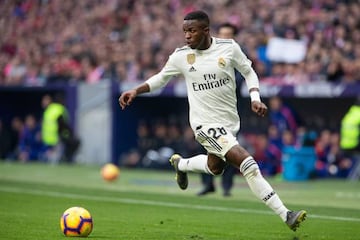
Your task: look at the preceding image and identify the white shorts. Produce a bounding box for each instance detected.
[194,124,239,161]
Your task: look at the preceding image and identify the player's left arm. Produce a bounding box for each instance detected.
[231,42,267,117]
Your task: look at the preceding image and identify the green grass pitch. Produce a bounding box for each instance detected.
[0,161,359,239]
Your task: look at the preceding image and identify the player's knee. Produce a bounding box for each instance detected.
[210,167,224,176]
[205,163,225,176]
[207,155,226,175]
[240,156,260,178]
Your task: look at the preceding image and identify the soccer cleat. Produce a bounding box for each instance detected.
[169,154,188,190]
[286,210,307,231]
[197,185,215,196]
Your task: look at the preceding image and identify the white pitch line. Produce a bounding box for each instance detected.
[1,186,360,223]
[336,192,360,199]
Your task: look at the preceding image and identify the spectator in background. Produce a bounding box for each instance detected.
[281,130,296,147]
[41,94,79,163]
[198,22,241,197]
[315,129,352,178]
[340,97,360,180]
[314,129,332,178]
[0,119,13,159]
[18,114,44,162]
[41,94,65,163]
[268,124,283,149]
[268,96,300,136]
[329,132,352,178]
[253,133,282,176]
[6,117,25,160]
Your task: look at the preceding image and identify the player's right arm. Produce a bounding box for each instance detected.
[118,51,181,110]
[118,83,150,110]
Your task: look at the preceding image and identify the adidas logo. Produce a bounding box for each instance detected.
[189,66,196,72]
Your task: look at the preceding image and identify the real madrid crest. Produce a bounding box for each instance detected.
[218,58,226,68]
[187,53,196,65]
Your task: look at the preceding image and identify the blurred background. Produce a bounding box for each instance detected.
[0,0,359,181]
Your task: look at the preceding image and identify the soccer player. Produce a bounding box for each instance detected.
[119,10,306,231]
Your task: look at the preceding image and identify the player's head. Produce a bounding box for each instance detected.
[183,10,211,50]
[217,22,238,39]
[41,94,52,109]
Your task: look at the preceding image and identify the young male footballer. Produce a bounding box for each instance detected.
[119,10,306,231]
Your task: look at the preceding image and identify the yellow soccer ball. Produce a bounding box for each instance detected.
[101,163,120,182]
[60,206,93,237]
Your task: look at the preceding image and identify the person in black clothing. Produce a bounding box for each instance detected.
[0,119,13,159]
[197,22,241,197]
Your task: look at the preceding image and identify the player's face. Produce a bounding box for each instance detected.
[218,27,235,39]
[183,20,209,50]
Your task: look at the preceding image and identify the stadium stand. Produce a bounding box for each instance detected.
[0,0,359,86]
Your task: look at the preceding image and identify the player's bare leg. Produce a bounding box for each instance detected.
[170,153,226,191]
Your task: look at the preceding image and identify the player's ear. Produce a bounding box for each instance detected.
[203,26,209,34]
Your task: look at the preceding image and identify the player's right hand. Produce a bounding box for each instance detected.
[118,90,137,110]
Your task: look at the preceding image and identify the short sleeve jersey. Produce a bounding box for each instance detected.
[146,37,255,134]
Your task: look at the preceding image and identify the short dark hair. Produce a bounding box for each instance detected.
[218,22,238,35]
[184,10,210,26]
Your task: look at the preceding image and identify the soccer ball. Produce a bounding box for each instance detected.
[60,206,93,237]
[101,163,120,181]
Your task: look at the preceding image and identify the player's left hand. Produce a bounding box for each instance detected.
[251,101,267,117]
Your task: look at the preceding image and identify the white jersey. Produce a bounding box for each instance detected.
[146,37,259,134]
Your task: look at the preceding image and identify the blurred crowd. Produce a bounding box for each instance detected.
[120,118,353,179]
[0,0,359,86]
[120,96,356,179]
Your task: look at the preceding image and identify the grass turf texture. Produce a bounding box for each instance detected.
[0,161,359,240]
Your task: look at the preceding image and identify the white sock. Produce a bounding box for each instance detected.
[178,154,213,174]
[240,156,289,221]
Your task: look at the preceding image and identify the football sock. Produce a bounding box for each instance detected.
[240,156,289,222]
[178,154,214,175]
